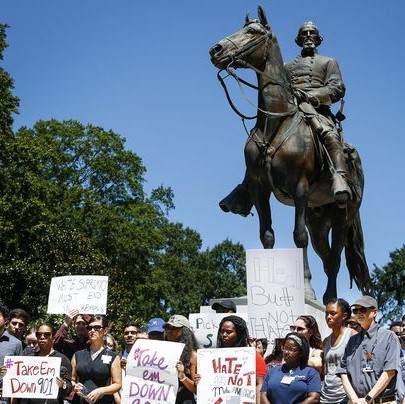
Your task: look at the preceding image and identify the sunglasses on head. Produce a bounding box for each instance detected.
[290,325,306,333]
[352,306,372,314]
[86,325,103,331]
[36,332,52,338]
[123,330,137,336]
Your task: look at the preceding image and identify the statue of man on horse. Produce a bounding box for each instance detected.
[220,20,351,215]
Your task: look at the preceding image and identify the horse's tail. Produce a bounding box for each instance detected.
[345,210,374,296]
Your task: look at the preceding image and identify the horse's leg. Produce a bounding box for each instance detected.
[307,207,334,304]
[292,179,316,301]
[253,186,274,249]
[323,208,347,302]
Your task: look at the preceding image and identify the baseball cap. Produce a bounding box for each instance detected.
[165,315,191,329]
[147,317,165,333]
[352,295,378,309]
[212,300,237,312]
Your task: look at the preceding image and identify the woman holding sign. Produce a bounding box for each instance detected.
[217,315,267,404]
[260,332,321,404]
[71,316,121,404]
[20,323,72,404]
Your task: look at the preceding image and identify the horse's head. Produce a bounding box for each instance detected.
[209,5,273,70]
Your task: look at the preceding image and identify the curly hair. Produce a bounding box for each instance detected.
[217,315,249,348]
[296,315,323,350]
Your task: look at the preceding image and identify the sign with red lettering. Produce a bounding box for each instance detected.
[122,339,185,404]
[197,347,256,403]
[47,275,109,314]
[2,356,61,399]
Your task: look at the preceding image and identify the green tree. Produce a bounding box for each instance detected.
[372,244,405,324]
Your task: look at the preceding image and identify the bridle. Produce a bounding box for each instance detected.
[215,22,299,155]
[216,23,297,122]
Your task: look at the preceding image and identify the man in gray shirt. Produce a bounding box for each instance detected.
[0,301,23,395]
[336,296,400,403]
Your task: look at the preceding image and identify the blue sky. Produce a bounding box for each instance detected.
[2,1,405,310]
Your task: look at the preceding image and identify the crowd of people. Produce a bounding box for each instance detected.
[1,296,405,403]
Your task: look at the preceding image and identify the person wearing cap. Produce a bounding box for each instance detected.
[164,315,198,403]
[147,317,165,340]
[211,300,236,314]
[336,296,401,403]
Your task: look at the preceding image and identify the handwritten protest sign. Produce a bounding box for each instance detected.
[47,275,108,314]
[2,356,61,399]
[122,339,185,404]
[246,249,305,340]
[197,347,256,403]
[189,312,248,348]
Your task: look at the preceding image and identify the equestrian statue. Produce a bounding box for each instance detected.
[209,5,373,303]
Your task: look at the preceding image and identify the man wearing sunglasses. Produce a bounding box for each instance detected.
[336,296,401,403]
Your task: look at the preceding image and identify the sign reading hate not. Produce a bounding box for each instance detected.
[47,275,108,314]
[122,339,185,404]
[197,347,256,404]
[2,356,61,399]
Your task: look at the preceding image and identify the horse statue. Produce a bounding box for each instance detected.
[209,5,373,303]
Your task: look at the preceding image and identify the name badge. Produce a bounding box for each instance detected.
[362,365,373,372]
[280,375,294,384]
[102,355,112,364]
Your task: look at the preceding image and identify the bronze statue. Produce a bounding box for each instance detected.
[209,6,373,303]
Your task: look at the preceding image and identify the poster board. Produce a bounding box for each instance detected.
[197,347,256,403]
[2,355,61,399]
[121,339,185,404]
[246,249,305,340]
[47,275,108,314]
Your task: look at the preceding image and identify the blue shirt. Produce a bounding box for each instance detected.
[261,364,321,404]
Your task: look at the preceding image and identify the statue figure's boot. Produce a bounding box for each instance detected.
[323,132,352,206]
[219,183,253,217]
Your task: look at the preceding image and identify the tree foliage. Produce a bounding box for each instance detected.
[372,244,405,324]
[0,25,246,332]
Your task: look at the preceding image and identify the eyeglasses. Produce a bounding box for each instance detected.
[123,330,138,336]
[352,307,371,315]
[86,325,103,331]
[36,332,52,338]
[290,325,306,333]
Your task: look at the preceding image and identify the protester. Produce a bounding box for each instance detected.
[291,315,323,374]
[256,338,268,358]
[390,321,402,339]
[346,315,362,333]
[336,296,401,403]
[21,323,72,404]
[7,308,30,344]
[105,333,118,352]
[321,298,354,403]
[164,315,198,404]
[146,317,165,340]
[71,315,122,404]
[120,321,138,369]
[23,327,38,355]
[260,332,322,404]
[217,315,266,404]
[0,301,23,391]
[211,300,236,313]
[54,308,90,360]
[264,338,284,368]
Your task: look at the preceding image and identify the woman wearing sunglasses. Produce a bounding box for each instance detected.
[71,316,121,404]
[291,315,323,374]
[20,323,72,404]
